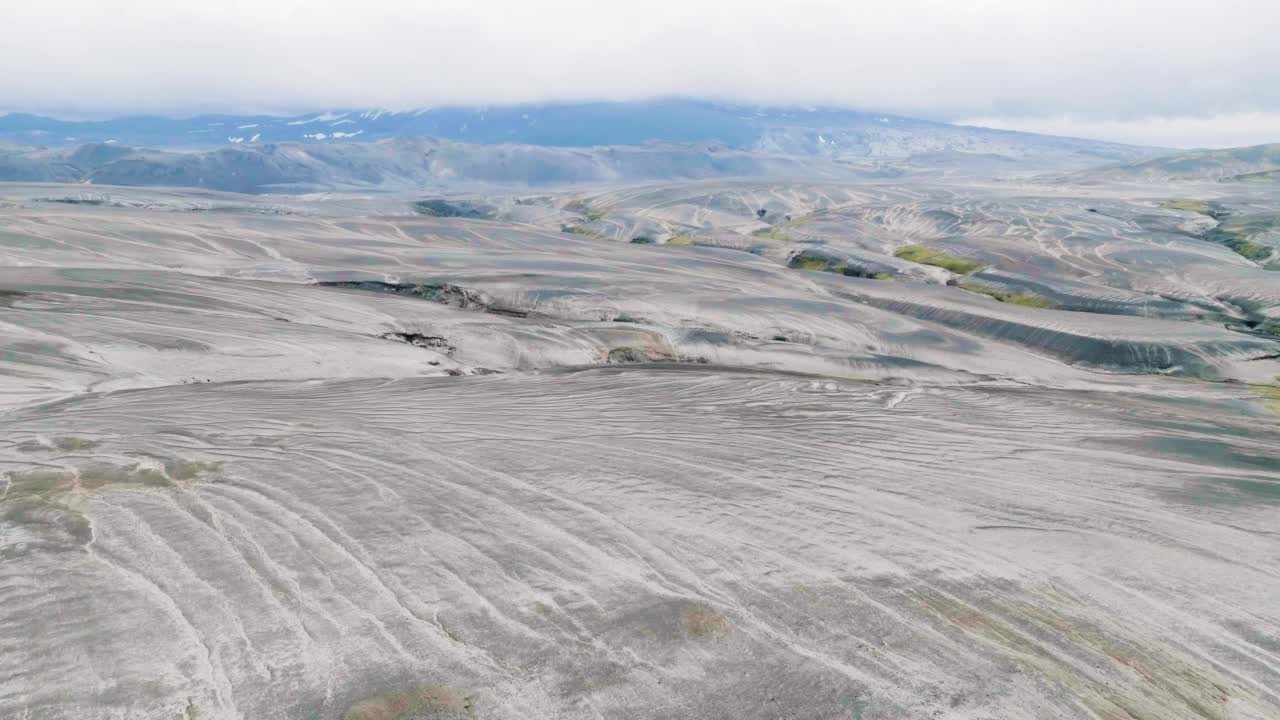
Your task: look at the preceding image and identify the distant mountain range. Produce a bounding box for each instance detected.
[0,137,889,194]
[0,100,1186,193]
[1,99,1155,163]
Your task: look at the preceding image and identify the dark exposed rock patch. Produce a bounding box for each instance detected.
[788,250,894,280]
[381,332,456,354]
[320,281,531,318]
[413,199,495,219]
[606,346,709,365]
[607,346,672,364]
[40,196,109,206]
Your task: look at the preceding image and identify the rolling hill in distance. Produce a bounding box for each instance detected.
[1076,142,1280,183]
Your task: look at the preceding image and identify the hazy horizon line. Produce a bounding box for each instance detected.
[5,99,1276,151]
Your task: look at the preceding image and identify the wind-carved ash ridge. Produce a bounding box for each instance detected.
[0,153,1278,720]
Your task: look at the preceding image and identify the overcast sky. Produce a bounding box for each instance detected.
[2,0,1276,148]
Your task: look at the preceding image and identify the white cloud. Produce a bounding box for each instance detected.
[959,112,1280,150]
[1,0,1276,147]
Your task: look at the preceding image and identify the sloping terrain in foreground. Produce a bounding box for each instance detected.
[0,175,1277,720]
[4,368,1277,720]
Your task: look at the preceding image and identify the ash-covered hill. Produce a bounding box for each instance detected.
[1078,142,1280,183]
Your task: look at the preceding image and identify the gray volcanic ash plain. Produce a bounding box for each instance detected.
[1,158,1279,720]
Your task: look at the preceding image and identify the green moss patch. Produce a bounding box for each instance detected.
[1162,201,1278,262]
[606,346,676,364]
[1252,382,1280,416]
[561,224,609,241]
[17,437,100,453]
[1228,170,1280,183]
[2,460,222,505]
[413,199,494,219]
[751,228,793,242]
[54,437,100,452]
[789,255,846,274]
[1160,199,1228,219]
[1227,239,1273,261]
[957,282,1058,309]
[564,199,607,221]
[895,245,987,275]
[787,252,892,280]
[343,686,475,720]
[1206,215,1279,262]
[3,459,223,554]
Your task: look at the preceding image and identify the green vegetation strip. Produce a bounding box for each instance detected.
[1229,170,1280,183]
[1206,215,1278,262]
[790,255,846,273]
[788,253,891,279]
[1160,200,1277,263]
[1251,381,1280,416]
[894,245,987,275]
[562,224,609,240]
[751,228,793,242]
[1160,199,1227,218]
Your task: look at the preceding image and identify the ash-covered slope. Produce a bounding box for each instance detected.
[1078,142,1280,183]
[4,368,1277,720]
[1,177,1278,720]
[3,182,1278,398]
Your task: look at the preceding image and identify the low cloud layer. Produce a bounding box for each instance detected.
[961,112,1280,150]
[2,0,1275,148]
